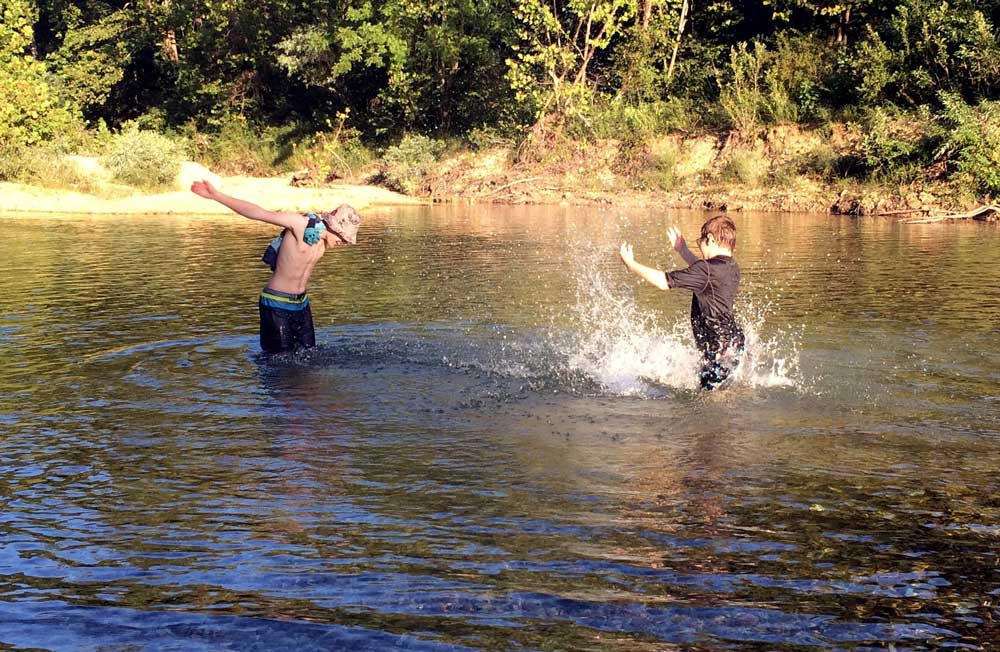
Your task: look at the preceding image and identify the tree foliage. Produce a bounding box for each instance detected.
[850,0,1000,107]
[4,0,1000,170]
[0,0,80,148]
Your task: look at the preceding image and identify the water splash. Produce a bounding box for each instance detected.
[733,296,803,390]
[555,258,701,395]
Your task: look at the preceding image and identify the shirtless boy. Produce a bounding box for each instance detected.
[191,180,361,354]
[619,215,746,390]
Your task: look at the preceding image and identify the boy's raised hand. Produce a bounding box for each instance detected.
[190,179,218,199]
[667,226,686,251]
[619,242,635,267]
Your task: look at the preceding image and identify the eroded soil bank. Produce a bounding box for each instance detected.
[415,125,992,218]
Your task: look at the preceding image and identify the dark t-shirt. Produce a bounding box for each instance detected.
[665,256,745,358]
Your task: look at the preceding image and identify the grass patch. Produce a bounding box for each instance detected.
[796,142,864,180]
[184,116,296,176]
[592,98,699,142]
[721,149,769,187]
[0,144,129,198]
[625,142,679,191]
[642,146,678,191]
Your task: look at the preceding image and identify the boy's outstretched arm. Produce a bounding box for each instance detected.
[619,242,669,290]
[668,226,700,265]
[190,180,304,231]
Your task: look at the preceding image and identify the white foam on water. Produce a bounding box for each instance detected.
[544,251,701,395]
[732,297,803,390]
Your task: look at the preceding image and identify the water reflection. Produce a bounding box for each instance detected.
[0,208,997,650]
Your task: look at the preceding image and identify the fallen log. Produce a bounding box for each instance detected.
[901,204,999,224]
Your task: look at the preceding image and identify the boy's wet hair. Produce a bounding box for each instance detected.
[701,215,736,251]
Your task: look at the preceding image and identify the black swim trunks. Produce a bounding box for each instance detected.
[698,349,744,390]
[258,287,315,353]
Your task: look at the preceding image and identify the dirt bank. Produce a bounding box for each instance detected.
[418,125,984,216]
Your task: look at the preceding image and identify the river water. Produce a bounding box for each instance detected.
[1,206,998,651]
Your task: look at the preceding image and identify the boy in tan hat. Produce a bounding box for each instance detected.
[191,180,361,354]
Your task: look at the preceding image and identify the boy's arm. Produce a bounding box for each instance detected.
[619,243,669,290]
[191,180,305,231]
[668,226,700,266]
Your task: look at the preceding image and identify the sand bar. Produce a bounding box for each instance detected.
[0,176,425,219]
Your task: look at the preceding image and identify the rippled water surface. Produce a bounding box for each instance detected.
[1,206,999,651]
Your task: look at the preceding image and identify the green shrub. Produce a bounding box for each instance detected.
[795,80,829,123]
[101,128,184,190]
[379,134,444,195]
[850,2,1000,109]
[796,142,863,180]
[592,98,698,143]
[859,107,933,182]
[185,115,292,176]
[594,102,658,144]
[281,111,376,182]
[766,34,833,124]
[287,128,374,181]
[719,37,834,131]
[765,67,798,125]
[933,93,1000,196]
[616,137,679,191]
[797,142,838,178]
[610,17,678,103]
[719,42,766,135]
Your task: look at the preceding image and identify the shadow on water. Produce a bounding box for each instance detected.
[0,208,998,651]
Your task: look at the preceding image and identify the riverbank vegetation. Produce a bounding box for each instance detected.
[3,0,1000,213]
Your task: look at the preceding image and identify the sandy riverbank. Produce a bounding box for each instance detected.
[0,176,426,218]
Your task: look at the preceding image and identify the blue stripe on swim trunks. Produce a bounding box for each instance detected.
[260,288,310,311]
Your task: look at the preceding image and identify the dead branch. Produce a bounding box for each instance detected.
[485,177,545,196]
[872,208,933,216]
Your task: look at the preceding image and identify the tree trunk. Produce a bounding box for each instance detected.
[573,5,598,86]
[666,0,689,84]
[642,0,653,30]
[838,6,851,45]
[146,0,178,62]
[163,29,178,62]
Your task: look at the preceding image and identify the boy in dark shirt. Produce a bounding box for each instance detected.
[619,215,745,390]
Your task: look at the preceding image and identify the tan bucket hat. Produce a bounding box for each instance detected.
[321,204,362,245]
